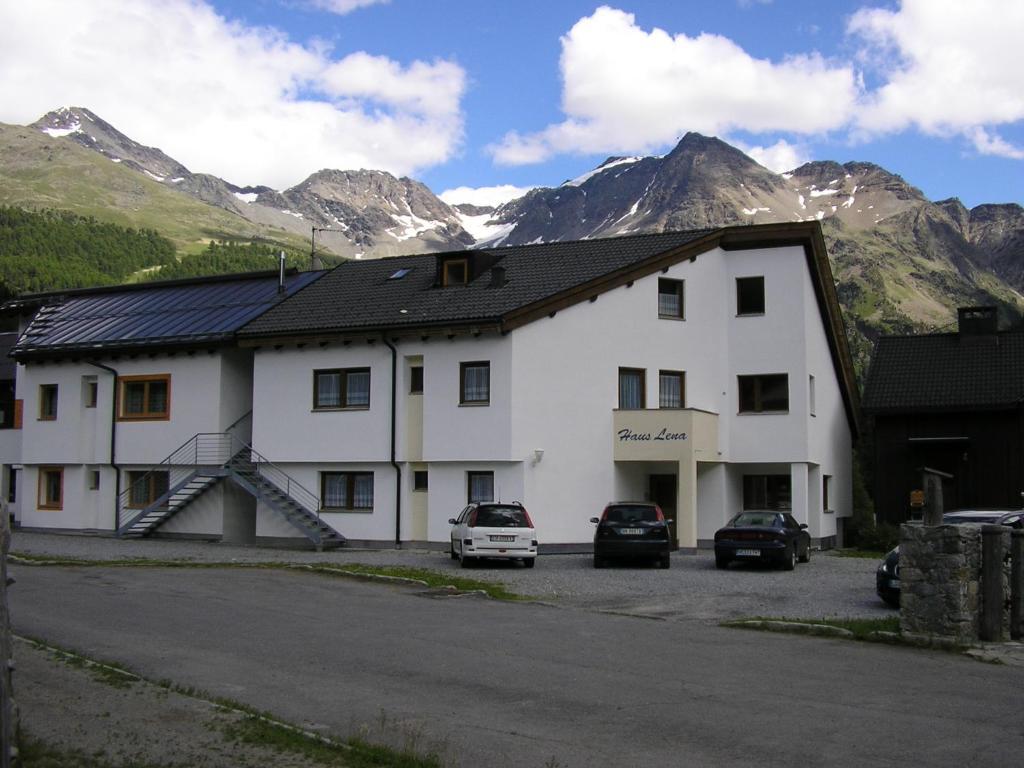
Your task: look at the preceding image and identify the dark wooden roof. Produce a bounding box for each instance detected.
[240,230,715,337]
[7,270,324,360]
[863,331,1024,413]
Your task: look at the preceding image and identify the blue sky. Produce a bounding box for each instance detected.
[1,1,1021,208]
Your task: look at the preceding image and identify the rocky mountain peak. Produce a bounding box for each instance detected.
[32,106,191,182]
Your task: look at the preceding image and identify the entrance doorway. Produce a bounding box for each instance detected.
[649,474,678,550]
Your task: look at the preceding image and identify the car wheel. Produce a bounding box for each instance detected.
[881,592,900,609]
[798,541,810,563]
[715,553,729,570]
[523,557,536,568]
[658,554,671,569]
[460,553,474,568]
[593,554,605,569]
[783,545,796,571]
[450,542,458,560]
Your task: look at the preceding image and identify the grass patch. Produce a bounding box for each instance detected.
[223,716,442,768]
[304,563,528,601]
[15,730,184,768]
[19,637,445,767]
[21,635,140,690]
[9,553,528,601]
[723,615,900,642]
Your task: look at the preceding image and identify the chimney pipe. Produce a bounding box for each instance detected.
[278,251,286,295]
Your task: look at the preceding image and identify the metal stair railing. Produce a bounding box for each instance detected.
[116,430,325,536]
[225,436,324,531]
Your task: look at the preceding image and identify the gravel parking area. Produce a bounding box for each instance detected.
[10,530,892,621]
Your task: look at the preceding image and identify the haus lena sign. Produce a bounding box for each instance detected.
[617,427,689,443]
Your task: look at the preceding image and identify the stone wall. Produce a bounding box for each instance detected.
[899,524,982,644]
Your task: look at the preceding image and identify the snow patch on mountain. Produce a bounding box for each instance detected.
[563,157,642,187]
[41,122,81,138]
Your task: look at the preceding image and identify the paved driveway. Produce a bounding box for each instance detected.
[11,531,890,621]
[9,563,1022,768]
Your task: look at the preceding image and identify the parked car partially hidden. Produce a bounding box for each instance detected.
[940,509,1024,528]
[448,502,537,568]
[590,502,673,569]
[714,511,810,570]
[876,547,900,608]
[874,508,1024,608]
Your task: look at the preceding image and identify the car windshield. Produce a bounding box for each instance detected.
[473,506,530,527]
[604,505,658,523]
[731,512,781,528]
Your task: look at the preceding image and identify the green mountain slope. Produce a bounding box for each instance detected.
[0,123,306,256]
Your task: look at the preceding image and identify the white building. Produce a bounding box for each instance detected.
[2,223,860,550]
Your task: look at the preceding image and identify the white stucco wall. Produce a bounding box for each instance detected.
[17,351,256,531]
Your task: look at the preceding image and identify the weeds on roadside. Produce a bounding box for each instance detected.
[722,615,900,641]
[223,716,443,767]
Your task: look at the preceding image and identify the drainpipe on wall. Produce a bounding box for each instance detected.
[88,362,121,530]
[383,336,402,548]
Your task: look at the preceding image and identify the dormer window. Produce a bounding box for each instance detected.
[442,259,468,286]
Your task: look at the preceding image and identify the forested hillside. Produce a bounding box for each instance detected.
[0,206,174,293]
[148,240,310,282]
[0,207,321,296]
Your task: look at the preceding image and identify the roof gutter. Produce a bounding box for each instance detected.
[88,361,121,530]
[382,335,402,549]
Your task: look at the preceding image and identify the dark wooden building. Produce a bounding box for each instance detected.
[861,307,1024,525]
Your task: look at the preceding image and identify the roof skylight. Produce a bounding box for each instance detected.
[388,268,413,280]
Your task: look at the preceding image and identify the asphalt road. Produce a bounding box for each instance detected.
[10,565,1024,768]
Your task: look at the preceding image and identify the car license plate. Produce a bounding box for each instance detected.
[736,549,761,557]
[889,578,900,589]
[490,535,516,542]
[620,528,643,535]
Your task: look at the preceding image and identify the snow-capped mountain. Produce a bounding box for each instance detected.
[30,107,474,259]
[11,107,1024,363]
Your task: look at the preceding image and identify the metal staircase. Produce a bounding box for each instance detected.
[116,432,345,550]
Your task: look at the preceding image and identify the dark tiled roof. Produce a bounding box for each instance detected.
[862,332,1024,412]
[240,230,716,337]
[9,270,324,359]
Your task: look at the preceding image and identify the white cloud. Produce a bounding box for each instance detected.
[490,6,857,165]
[732,139,810,174]
[0,0,465,189]
[968,127,1024,161]
[439,185,534,208]
[848,0,1024,150]
[309,0,390,15]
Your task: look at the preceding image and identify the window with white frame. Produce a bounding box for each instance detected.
[321,472,374,510]
[314,368,371,409]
